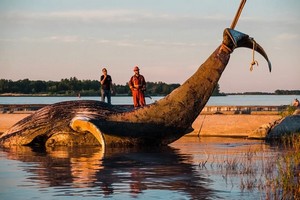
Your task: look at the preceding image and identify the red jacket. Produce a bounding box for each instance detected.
[129,75,146,91]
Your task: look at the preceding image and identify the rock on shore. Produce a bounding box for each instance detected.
[249,111,300,139]
[266,114,300,139]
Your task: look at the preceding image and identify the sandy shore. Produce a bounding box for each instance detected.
[190,114,281,137]
[0,113,281,137]
[0,113,31,133]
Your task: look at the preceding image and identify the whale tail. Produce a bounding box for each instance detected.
[223,28,272,72]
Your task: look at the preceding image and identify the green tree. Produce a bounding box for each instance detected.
[212,83,221,96]
[0,78,223,96]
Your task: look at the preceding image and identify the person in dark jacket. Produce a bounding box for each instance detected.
[100,67,113,104]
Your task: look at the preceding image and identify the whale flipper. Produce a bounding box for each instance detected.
[70,116,106,149]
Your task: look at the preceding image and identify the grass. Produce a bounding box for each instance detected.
[280,105,296,117]
[197,134,300,199]
[271,134,300,199]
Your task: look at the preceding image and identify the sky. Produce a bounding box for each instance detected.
[0,0,299,93]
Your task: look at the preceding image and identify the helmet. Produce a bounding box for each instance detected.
[133,66,139,71]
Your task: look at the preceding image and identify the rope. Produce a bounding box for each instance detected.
[250,40,259,71]
[229,1,259,72]
[220,43,233,54]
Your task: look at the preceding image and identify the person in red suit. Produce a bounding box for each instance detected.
[128,66,146,109]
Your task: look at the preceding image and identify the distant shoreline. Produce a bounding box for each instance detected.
[1,93,300,97]
[0,93,130,97]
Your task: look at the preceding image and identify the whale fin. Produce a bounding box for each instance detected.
[70,116,106,149]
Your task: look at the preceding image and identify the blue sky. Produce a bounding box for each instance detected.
[0,0,299,93]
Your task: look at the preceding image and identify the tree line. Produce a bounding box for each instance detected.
[274,90,300,95]
[1,78,298,96]
[227,90,300,95]
[0,78,222,96]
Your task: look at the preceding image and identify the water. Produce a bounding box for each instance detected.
[0,95,300,105]
[0,137,283,200]
[0,95,297,199]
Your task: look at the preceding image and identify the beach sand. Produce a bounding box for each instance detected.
[190,114,281,137]
[0,113,31,133]
[0,113,281,137]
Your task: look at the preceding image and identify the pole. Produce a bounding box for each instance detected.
[230,0,247,29]
[197,115,206,137]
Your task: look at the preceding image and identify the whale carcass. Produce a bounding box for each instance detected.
[0,1,272,148]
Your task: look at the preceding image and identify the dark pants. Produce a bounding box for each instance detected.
[101,89,111,104]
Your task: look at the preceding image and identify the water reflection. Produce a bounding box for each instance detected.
[1,145,216,199]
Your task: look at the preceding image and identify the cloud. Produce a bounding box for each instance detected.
[0,36,84,43]
[276,33,300,41]
[0,9,231,25]
[48,35,84,43]
[0,9,161,23]
[95,38,203,48]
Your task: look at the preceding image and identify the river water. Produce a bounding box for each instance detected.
[0,95,298,199]
[0,94,300,105]
[0,137,284,200]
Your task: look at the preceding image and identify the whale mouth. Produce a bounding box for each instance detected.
[223,28,272,72]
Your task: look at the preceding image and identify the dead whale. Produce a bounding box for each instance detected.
[0,2,271,148]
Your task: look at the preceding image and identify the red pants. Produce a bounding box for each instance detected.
[132,90,145,108]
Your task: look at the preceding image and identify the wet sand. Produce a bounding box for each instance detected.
[0,113,281,136]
